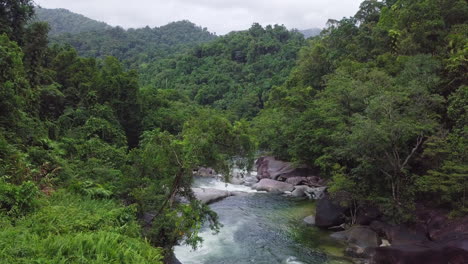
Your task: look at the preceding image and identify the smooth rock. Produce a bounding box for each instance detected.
[243,176,259,187]
[252,178,294,193]
[231,191,251,197]
[229,177,244,185]
[195,167,216,177]
[291,185,309,197]
[303,215,316,226]
[344,226,381,248]
[315,196,347,228]
[255,156,313,180]
[356,205,382,225]
[307,186,327,200]
[345,244,369,258]
[192,188,231,204]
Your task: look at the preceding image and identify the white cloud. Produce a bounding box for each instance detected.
[34,0,363,34]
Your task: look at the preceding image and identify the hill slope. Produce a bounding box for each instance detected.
[50,20,217,68]
[34,7,111,35]
[299,28,321,38]
[140,23,306,118]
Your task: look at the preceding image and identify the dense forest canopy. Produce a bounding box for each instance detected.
[253,0,468,220]
[34,7,112,36]
[0,0,467,262]
[41,13,217,68]
[139,24,306,118]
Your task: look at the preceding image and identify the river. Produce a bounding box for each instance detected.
[174,177,353,264]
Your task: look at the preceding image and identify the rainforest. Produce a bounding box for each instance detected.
[0,0,467,263]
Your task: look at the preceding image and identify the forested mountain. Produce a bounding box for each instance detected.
[49,19,217,68]
[299,28,322,38]
[140,24,306,119]
[34,8,111,36]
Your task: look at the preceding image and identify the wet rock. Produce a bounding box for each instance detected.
[370,216,468,264]
[192,188,231,204]
[303,215,316,226]
[372,244,468,264]
[229,177,244,185]
[344,226,381,248]
[286,177,308,186]
[315,196,347,228]
[243,175,259,187]
[252,179,294,193]
[356,205,382,225]
[255,156,314,180]
[307,187,327,200]
[195,167,216,177]
[345,244,369,258]
[291,185,309,197]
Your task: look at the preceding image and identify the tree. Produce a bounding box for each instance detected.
[0,0,35,43]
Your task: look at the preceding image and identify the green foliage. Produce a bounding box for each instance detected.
[140,24,305,118]
[0,191,163,263]
[48,19,216,69]
[0,0,35,44]
[34,7,112,36]
[122,110,254,249]
[0,180,39,217]
[255,0,468,221]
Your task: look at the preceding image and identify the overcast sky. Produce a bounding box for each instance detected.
[34,0,363,35]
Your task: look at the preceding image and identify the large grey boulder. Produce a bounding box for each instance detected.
[307,187,327,199]
[243,175,259,187]
[303,215,316,226]
[291,186,327,199]
[315,196,347,228]
[195,167,216,177]
[252,179,294,193]
[192,188,231,204]
[331,226,381,259]
[291,185,309,197]
[331,226,381,248]
[256,156,313,180]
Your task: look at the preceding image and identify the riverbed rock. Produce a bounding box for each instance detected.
[256,156,314,180]
[315,196,347,228]
[229,176,244,185]
[195,167,216,177]
[192,188,231,204]
[307,187,327,200]
[252,179,294,193]
[370,217,468,264]
[303,215,316,226]
[285,176,325,187]
[291,185,309,197]
[333,226,381,248]
[243,175,259,187]
[345,244,369,258]
[356,205,382,225]
[371,244,468,264]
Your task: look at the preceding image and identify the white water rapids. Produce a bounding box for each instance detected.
[174,176,352,264]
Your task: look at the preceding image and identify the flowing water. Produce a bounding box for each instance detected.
[174,177,353,264]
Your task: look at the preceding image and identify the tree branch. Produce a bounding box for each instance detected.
[401,135,424,169]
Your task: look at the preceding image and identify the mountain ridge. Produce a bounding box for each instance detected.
[34,7,112,36]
